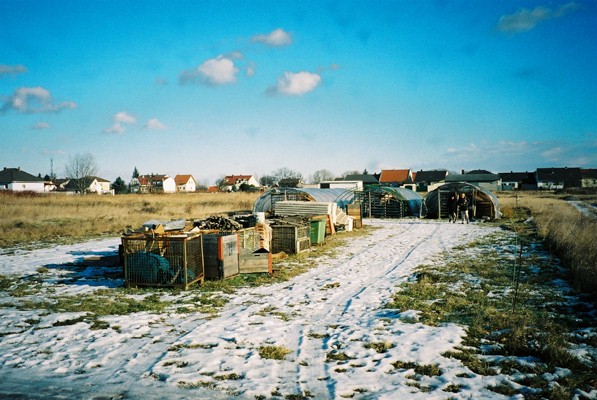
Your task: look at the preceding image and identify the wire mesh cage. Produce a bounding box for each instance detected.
[121,233,204,289]
[271,223,311,254]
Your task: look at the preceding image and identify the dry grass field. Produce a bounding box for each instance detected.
[2,189,595,296]
[499,190,597,296]
[0,191,260,248]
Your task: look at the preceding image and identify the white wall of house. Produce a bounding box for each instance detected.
[163,177,176,193]
[537,181,563,190]
[246,176,259,187]
[319,180,363,190]
[7,181,45,192]
[88,179,112,194]
[178,178,197,192]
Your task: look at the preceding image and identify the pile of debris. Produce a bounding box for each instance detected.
[193,216,243,231]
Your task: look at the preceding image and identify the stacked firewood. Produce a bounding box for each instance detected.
[193,216,243,231]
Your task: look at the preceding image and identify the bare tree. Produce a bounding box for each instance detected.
[259,175,277,187]
[310,169,335,184]
[65,153,98,194]
[272,167,303,182]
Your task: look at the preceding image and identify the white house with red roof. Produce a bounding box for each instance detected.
[135,174,176,193]
[174,174,197,192]
[222,174,259,191]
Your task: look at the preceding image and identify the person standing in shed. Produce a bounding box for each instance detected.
[447,193,458,223]
[457,193,469,224]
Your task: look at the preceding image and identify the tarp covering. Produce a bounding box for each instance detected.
[425,182,501,220]
[351,186,427,218]
[253,188,356,214]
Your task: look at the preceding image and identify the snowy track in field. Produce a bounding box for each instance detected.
[1,219,507,399]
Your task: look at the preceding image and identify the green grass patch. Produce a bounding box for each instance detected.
[363,341,395,353]
[258,345,292,360]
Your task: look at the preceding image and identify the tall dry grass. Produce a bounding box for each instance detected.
[499,192,597,296]
[0,191,260,248]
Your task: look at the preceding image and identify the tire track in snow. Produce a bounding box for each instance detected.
[151,220,491,398]
[292,221,441,398]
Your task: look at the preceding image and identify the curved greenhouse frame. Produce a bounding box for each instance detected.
[425,182,500,220]
[252,188,356,214]
[351,187,427,218]
[253,187,426,219]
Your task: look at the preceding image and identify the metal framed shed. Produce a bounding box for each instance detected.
[346,187,426,219]
[425,182,501,220]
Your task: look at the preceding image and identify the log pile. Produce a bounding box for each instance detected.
[193,216,243,231]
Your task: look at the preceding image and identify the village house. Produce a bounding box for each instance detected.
[498,171,537,191]
[340,174,379,188]
[536,167,582,190]
[581,169,597,188]
[446,170,501,192]
[319,180,363,190]
[378,169,413,188]
[174,174,197,192]
[0,167,45,192]
[223,174,260,191]
[64,176,112,194]
[413,169,448,192]
[135,174,177,193]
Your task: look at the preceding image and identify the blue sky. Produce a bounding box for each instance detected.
[1,0,596,185]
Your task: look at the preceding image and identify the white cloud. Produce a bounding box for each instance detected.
[0,86,76,114]
[103,123,125,135]
[31,121,50,130]
[113,111,136,124]
[497,2,579,33]
[103,111,136,134]
[269,71,322,96]
[179,56,238,86]
[252,28,292,47]
[144,118,166,130]
[0,64,27,77]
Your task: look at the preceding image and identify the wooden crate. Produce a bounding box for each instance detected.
[202,233,239,280]
[239,250,272,274]
[121,233,204,290]
[271,223,311,254]
[347,203,363,228]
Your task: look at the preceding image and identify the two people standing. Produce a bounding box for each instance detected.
[447,192,470,224]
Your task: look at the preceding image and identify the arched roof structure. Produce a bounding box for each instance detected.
[425,182,501,220]
[252,188,356,214]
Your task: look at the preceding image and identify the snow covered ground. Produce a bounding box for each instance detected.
[0,219,565,399]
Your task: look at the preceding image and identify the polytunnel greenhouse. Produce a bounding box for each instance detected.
[252,188,356,214]
[425,182,501,220]
[351,187,427,218]
[252,187,426,219]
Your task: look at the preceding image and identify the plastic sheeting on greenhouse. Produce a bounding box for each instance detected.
[425,182,500,220]
[252,188,356,214]
[352,187,427,218]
